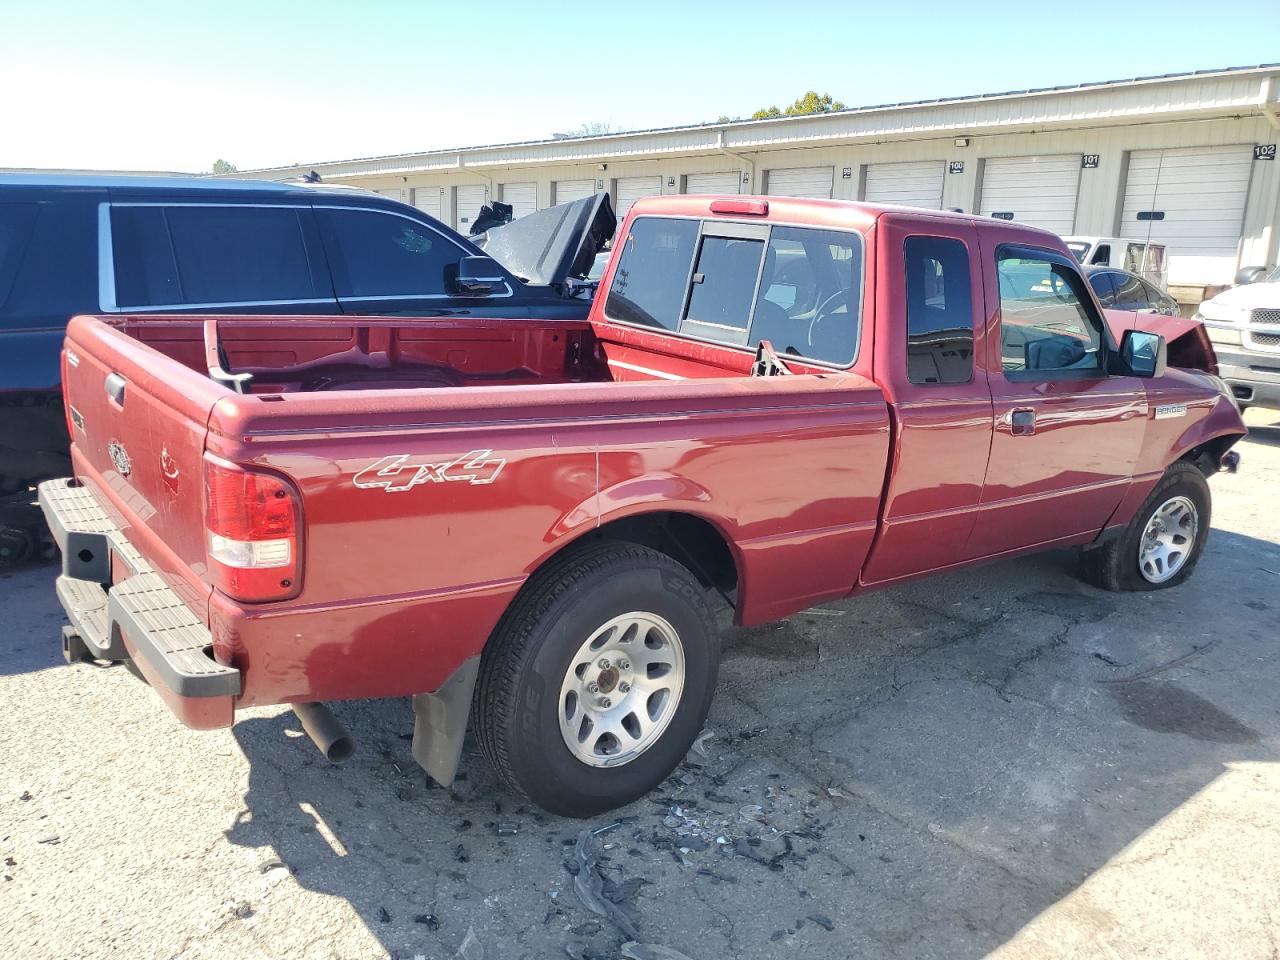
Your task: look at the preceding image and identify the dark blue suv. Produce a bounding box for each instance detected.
[0,174,601,506]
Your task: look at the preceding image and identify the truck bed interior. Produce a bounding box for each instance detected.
[108,314,792,392]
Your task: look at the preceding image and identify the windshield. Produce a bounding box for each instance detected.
[1064,241,1089,263]
[1267,265,1280,283]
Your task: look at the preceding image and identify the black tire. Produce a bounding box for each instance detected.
[473,540,719,818]
[1079,461,1211,592]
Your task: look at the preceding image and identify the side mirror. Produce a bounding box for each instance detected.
[451,256,505,297]
[1235,266,1268,286]
[1120,329,1166,378]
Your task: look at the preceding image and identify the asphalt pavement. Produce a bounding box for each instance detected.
[2,409,1278,960]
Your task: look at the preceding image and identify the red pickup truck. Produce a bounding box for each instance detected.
[40,196,1244,817]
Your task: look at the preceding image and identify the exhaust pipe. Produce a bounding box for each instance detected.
[292,702,356,763]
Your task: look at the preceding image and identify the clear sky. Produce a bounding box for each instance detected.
[2,0,1277,174]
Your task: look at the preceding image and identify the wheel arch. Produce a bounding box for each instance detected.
[1176,431,1243,476]
[526,508,740,599]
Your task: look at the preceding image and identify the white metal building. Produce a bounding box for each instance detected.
[241,65,1280,300]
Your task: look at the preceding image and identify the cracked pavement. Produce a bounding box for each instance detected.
[3,408,1279,960]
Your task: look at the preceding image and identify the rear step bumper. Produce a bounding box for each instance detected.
[38,478,239,730]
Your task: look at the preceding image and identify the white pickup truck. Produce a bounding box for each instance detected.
[1197,265,1280,410]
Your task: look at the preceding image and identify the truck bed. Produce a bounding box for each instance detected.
[112,312,802,393]
[58,312,891,709]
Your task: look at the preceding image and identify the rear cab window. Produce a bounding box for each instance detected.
[604,215,863,367]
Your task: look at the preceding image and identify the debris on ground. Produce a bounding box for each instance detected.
[569,826,641,941]
[690,729,717,761]
[226,900,253,919]
[414,913,440,930]
[621,942,696,960]
[455,925,483,959]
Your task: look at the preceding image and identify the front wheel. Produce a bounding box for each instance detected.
[473,541,720,817]
[1079,461,1211,592]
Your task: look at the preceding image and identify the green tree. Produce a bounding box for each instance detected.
[211,159,238,174]
[751,91,846,121]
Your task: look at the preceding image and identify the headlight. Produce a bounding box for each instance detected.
[1197,311,1243,345]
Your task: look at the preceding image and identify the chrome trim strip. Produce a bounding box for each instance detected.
[1203,319,1280,334]
[99,200,516,310]
[97,203,118,311]
[111,298,337,311]
[605,358,686,380]
[108,201,312,208]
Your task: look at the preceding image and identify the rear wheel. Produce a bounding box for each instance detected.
[1079,461,1211,592]
[473,541,719,817]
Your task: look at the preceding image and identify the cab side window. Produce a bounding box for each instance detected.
[112,205,322,307]
[318,209,465,298]
[904,236,973,385]
[997,248,1103,376]
[1111,272,1149,311]
[1089,270,1118,307]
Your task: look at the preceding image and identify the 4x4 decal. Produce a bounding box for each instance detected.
[354,450,507,492]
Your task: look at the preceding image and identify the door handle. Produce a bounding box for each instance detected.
[104,372,126,407]
[1009,408,1035,436]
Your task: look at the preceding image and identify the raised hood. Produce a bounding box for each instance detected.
[472,194,616,288]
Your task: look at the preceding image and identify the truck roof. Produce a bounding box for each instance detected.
[0,172,336,197]
[626,194,1062,240]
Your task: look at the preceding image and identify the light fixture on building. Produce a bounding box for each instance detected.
[598,163,608,170]
[954,137,970,148]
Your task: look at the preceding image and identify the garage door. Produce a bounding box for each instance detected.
[864,160,945,209]
[979,155,1081,234]
[377,188,405,203]
[766,166,834,198]
[685,171,741,195]
[615,176,662,217]
[501,182,537,219]
[414,187,442,221]
[1119,145,1254,285]
[554,179,595,204]
[455,185,487,232]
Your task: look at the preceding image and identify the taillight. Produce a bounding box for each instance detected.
[203,455,302,602]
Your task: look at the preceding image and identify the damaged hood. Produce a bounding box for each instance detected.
[472,193,616,288]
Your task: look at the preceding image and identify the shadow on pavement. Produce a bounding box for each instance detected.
[0,564,69,678]
[226,528,1280,959]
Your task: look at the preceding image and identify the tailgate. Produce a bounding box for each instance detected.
[62,315,227,592]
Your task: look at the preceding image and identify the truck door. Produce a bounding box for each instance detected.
[861,217,994,585]
[968,236,1146,559]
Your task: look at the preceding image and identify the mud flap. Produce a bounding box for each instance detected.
[411,656,480,787]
